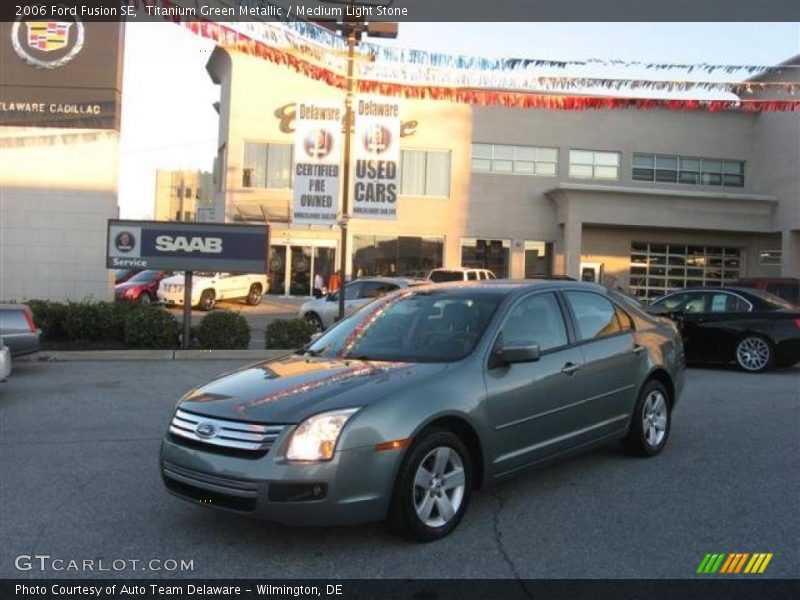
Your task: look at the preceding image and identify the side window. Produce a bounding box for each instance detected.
[500,292,568,351]
[564,291,622,340]
[656,293,687,310]
[467,271,478,281]
[359,282,398,299]
[682,292,707,313]
[614,305,634,331]
[344,283,361,300]
[709,293,749,313]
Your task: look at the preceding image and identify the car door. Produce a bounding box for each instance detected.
[653,290,706,361]
[485,291,586,475]
[562,290,645,435]
[690,291,753,362]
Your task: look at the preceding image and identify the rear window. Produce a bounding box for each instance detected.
[745,289,796,310]
[0,309,30,332]
[429,271,464,283]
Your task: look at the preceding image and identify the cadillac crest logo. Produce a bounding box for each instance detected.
[11,18,85,69]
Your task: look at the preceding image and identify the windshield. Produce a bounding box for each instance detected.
[303,290,503,363]
[128,270,161,283]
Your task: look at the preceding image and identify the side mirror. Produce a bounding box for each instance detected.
[499,341,541,364]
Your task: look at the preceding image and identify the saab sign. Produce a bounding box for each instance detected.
[106,220,268,273]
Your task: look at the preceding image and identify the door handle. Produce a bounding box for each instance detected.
[561,362,581,375]
[632,345,646,355]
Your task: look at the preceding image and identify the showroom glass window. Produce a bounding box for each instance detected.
[471,144,558,176]
[461,238,510,278]
[524,241,554,278]
[400,150,451,197]
[352,236,444,278]
[242,142,293,189]
[568,150,620,180]
[630,242,742,300]
[633,153,744,187]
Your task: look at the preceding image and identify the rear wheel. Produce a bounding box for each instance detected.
[388,429,472,542]
[198,290,215,311]
[734,334,773,372]
[245,284,263,306]
[622,380,671,457]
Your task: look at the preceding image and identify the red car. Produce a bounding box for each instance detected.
[115,270,172,305]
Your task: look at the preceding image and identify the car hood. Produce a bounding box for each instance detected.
[160,274,214,286]
[177,353,449,424]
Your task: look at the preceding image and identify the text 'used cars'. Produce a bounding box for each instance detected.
[161,281,685,541]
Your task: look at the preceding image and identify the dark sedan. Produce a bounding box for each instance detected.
[651,287,800,372]
[115,270,171,305]
[161,281,685,541]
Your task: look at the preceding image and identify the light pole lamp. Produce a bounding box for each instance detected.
[315,1,398,321]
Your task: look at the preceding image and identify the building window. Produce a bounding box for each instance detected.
[352,235,444,278]
[759,250,782,265]
[568,150,620,180]
[524,241,554,278]
[471,144,558,176]
[242,142,293,189]
[629,242,742,300]
[461,238,510,278]
[400,149,450,197]
[633,153,744,187]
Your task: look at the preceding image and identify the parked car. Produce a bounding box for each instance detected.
[114,268,142,285]
[651,287,800,372]
[115,270,172,305]
[427,267,497,282]
[299,277,428,331]
[161,280,684,541]
[158,272,268,311]
[0,304,41,356]
[0,338,10,382]
[731,278,799,306]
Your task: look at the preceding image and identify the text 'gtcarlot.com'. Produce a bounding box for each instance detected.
[14,554,194,572]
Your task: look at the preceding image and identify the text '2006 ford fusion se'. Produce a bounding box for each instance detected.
[160,280,685,541]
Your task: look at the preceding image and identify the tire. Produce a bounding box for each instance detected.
[245,284,263,306]
[622,379,671,457]
[734,334,774,373]
[388,428,472,542]
[198,290,216,311]
[304,312,324,332]
[137,292,153,306]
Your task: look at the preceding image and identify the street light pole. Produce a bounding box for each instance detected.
[337,25,357,322]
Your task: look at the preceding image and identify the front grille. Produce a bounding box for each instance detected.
[169,408,285,456]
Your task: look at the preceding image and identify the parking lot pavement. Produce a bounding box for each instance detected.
[1,361,797,579]
[162,296,305,350]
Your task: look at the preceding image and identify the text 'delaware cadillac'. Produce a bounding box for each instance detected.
[161,281,685,541]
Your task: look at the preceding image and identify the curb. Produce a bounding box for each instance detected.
[23,349,292,362]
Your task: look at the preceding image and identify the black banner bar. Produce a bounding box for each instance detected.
[1,0,799,23]
[3,579,800,600]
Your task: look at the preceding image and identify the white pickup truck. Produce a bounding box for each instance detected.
[157,272,268,311]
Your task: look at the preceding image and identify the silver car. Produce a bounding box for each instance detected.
[298,277,426,331]
[161,281,685,541]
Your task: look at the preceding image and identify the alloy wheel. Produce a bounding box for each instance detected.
[412,446,466,528]
[736,337,770,372]
[641,390,668,448]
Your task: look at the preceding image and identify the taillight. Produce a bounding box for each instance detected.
[794,318,800,330]
[22,308,36,332]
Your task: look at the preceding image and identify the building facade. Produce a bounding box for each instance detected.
[153,169,215,222]
[206,47,799,298]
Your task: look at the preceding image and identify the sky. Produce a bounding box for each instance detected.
[117,22,800,219]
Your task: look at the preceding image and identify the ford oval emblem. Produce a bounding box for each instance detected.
[195,421,219,439]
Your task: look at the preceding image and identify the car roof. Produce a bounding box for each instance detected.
[353,276,427,285]
[406,279,607,297]
[657,286,758,295]
[429,267,492,272]
[0,303,30,310]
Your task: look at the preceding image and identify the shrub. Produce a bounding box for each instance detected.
[196,311,250,349]
[265,318,315,349]
[62,301,141,342]
[124,306,179,349]
[27,300,70,341]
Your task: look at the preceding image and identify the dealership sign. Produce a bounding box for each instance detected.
[106,220,268,273]
[292,101,342,225]
[353,97,400,220]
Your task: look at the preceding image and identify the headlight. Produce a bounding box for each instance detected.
[286,408,359,461]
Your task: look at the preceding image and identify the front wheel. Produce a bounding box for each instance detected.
[304,312,324,332]
[137,292,153,305]
[388,429,472,542]
[622,380,671,457]
[198,290,216,311]
[735,335,773,373]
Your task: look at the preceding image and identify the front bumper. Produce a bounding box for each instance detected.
[159,431,402,526]
[158,291,196,307]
